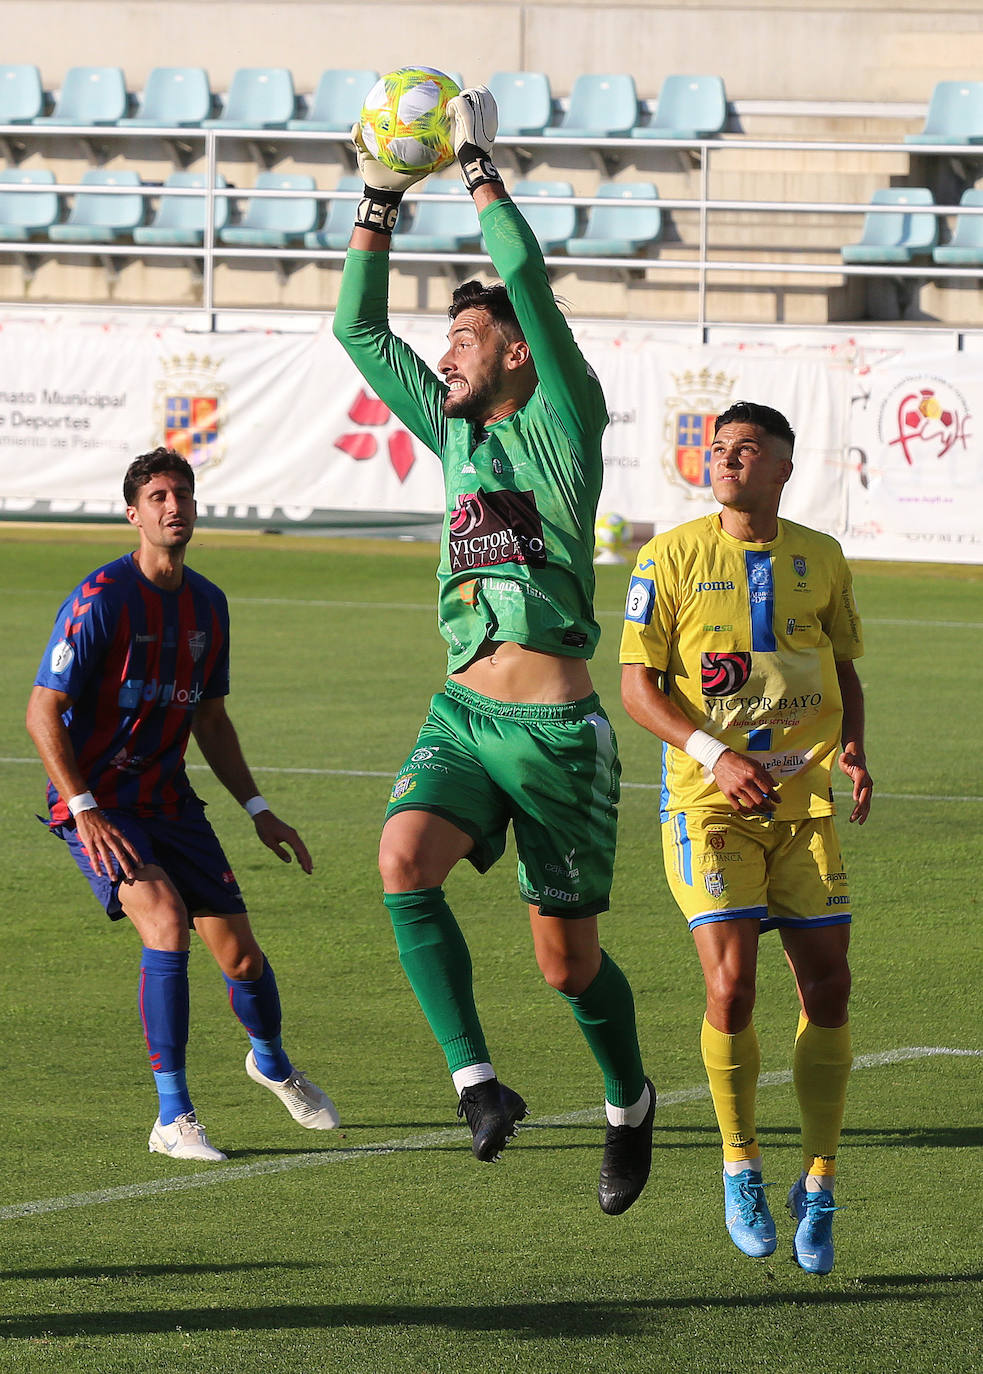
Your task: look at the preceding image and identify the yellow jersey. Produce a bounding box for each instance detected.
[619,514,863,819]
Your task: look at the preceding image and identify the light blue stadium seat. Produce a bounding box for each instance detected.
[933,188,983,264]
[0,166,59,239]
[487,71,552,137]
[303,174,361,250]
[219,172,319,246]
[511,179,577,251]
[48,168,145,241]
[391,178,480,253]
[287,69,378,132]
[133,171,229,245]
[544,74,637,139]
[567,181,662,256]
[632,74,727,139]
[118,67,212,127]
[905,81,983,146]
[202,68,296,130]
[841,187,938,264]
[0,65,45,123]
[33,66,128,126]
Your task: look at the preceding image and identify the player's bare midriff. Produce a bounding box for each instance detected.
[450,639,594,704]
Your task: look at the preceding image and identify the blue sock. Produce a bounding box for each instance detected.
[139,948,193,1125]
[224,957,292,1080]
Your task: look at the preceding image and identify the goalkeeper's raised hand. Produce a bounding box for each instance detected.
[447,87,504,194]
[351,122,431,236]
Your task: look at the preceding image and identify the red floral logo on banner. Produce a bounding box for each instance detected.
[335,389,417,482]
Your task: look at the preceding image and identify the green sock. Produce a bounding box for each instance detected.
[384,888,489,1074]
[559,950,645,1107]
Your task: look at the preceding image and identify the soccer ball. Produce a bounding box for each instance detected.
[359,67,461,176]
[594,511,632,564]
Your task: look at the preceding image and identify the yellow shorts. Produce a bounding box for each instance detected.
[661,811,851,933]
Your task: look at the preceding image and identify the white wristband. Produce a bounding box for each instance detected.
[244,795,270,818]
[67,791,98,817]
[684,730,728,772]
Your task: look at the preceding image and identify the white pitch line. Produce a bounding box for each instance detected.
[1,1045,978,1223]
[3,757,981,804]
[12,588,983,631]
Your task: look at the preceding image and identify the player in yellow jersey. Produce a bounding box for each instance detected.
[620,401,873,1273]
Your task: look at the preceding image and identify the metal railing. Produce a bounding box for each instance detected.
[0,123,981,337]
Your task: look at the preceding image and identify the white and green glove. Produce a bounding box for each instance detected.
[447,87,503,194]
[350,121,431,235]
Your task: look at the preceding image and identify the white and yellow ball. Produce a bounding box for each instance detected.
[594,511,632,564]
[360,67,461,176]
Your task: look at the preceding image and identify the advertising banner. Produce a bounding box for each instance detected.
[0,317,977,564]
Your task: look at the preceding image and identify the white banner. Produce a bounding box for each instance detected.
[0,317,977,563]
[841,350,983,563]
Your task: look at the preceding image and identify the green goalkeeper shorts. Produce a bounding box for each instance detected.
[385,679,621,918]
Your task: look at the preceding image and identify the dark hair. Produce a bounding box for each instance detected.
[123,447,195,506]
[449,280,524,343]
[714,400,795,451]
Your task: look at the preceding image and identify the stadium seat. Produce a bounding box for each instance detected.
[905,81,983,145]
[0,166,59,239]
[631,74,727,139]
[48,168,145,241]
[118,67,213,127]
[487,71,553,136]
[218,172,319,246]
[287,69,378,132]
[33,66,128,126]
[567,181,662,256]
[0,64,45,123]
[202,68,296,129]
[932,188,983,264]
[303,174,361,250]
[133,171,230,245]
[511,180,577,251]
[544,74,638,139]
[840,187,938,264]
[391,178,480,253]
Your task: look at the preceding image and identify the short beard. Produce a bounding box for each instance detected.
[441,356,505,423]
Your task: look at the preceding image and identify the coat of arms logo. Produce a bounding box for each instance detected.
[153,353,228,474]
[663,368,737,495]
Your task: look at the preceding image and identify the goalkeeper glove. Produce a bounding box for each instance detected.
[447,87,503,194]
[350,122,430,235]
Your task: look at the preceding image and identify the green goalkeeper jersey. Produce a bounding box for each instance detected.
[333,196,609,672]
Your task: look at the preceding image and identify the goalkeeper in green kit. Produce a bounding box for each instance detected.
[334,85,654,1214]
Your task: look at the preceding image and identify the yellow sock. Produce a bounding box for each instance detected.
[700,1016,761,1163]
[793,1012,852,1181]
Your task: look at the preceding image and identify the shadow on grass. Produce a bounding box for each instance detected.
[0,1260,313,1282]
[2,1273,981,1339]
[208,1119,983,1164]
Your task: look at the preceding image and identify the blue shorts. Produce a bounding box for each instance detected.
[54,799,247,922]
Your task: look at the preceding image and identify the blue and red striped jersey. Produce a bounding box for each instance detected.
[35,553,231,822]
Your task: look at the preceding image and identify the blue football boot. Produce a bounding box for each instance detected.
[788,1174,839,1275]
[723,1168,777,1257]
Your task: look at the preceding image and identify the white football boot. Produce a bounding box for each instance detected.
[245,1050,340,1129]
[149,1111,227,1162]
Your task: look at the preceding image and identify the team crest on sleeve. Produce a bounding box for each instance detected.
[50,639,74,674]
[625,577,655,624]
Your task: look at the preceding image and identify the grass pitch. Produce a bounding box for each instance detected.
[1,529,981,1373]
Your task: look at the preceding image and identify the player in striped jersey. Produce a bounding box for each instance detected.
[27,448,339,1161]
[620,402,873,1272]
